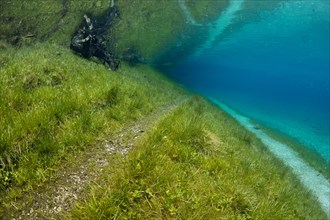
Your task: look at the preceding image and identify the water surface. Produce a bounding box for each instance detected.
[164,0,330,162]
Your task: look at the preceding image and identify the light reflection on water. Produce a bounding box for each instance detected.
[165,0,330,161]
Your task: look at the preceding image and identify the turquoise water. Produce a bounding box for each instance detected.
[212,99,330,215]
[163,0,330,162]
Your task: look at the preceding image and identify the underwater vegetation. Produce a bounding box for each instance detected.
[0,0,329,219]
[68,97,326,219]
[0,43,184,193]
[0,0,229,63]
[0,44,326,219]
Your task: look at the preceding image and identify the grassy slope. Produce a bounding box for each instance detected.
[69,97,326,219]
[0,43,185,194]
[0,44,326,219]
[0,0,327,219]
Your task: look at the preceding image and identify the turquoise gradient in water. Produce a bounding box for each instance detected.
[164,0,330,161]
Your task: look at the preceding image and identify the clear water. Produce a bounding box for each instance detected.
[164,0,330,162]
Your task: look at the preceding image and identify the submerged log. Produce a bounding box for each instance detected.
[70,2,120,70]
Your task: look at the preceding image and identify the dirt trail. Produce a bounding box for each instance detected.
[3,96,189,220]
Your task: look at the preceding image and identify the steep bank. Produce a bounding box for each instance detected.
[0,44,326,219]
[0,42,186,194]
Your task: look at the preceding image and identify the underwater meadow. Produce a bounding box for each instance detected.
[0,0,329,219]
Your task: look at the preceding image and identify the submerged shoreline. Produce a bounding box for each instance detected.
[211,98,330,218]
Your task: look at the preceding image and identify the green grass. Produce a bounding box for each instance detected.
[0,43,185,194]
[0,43,327,220]
[0,1,328,219]
[68,96,326,219]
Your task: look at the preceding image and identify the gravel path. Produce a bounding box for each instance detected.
[3,97,188,220]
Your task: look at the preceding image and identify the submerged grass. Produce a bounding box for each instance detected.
[69,96,326,219]
[0,43,185,196]
[0,43,327,219]
[0,2,328,218]
[0,0,215,62]
[0,0,235,63]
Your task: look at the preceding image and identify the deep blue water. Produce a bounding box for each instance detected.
[164,0,330,161]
